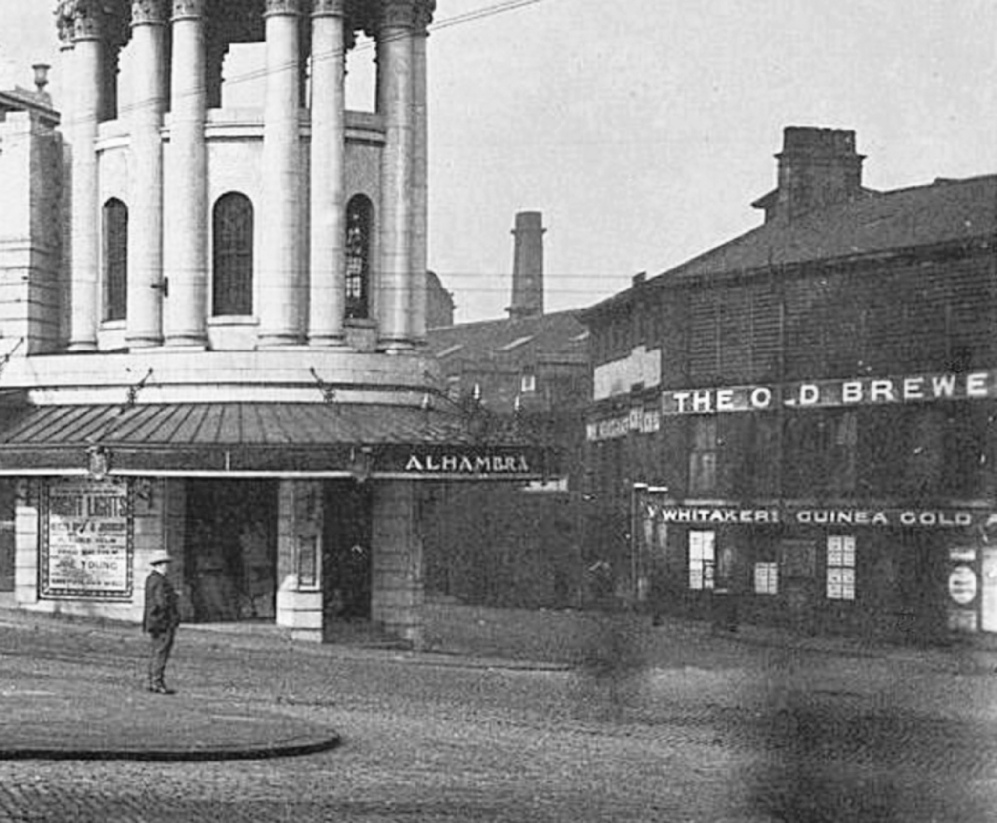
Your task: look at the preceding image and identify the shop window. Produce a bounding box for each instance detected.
[754,562,778,595]
[688,418,718,494]
[212,192,254,316]
[826,534,856,600]
[688,530,715,590]
[345,194,373,320]
[103,198,128,322]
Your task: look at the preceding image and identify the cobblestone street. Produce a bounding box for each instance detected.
[2,609,997,821]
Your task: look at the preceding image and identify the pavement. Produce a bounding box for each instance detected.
[1,601,995,762]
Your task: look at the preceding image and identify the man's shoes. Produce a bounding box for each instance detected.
[148,684,176,695]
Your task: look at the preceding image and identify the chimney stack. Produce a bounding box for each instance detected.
[507,211,545,320]
[756,127,865,223]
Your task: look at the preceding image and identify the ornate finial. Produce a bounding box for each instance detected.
[32,64,51,95]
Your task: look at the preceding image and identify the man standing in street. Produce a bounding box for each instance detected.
[143,550,180,694]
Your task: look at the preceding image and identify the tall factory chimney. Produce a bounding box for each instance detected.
[507,211,545,320]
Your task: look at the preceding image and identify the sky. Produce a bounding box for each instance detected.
[2,1,995,323]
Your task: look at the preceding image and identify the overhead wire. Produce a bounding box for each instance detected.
[53,0,545,129]
[54,0,625,309]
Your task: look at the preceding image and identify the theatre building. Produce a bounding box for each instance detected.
[0,0,547,645]
[582,126,997,643]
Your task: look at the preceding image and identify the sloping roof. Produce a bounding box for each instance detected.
[426,309,588,366]
[0,402,553,476]
[0,89,59,126]
[670,175,996,281]
[0,403,474,448]
[585,174,997,318]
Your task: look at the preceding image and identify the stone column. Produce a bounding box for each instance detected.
[371,480,424,646]
[14,480,40,606]
[65,1,105,352]
[56,27,75,347]
[376,0,415,351]
[126,0,168,349]
[307,0,347,346]
[275,480,324,642]
[259,0,305,346]
[409,1,432,344]
[163,0,208,347]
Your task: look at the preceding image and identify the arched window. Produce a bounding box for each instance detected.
[345,194,372,320]
[103,198,128,322]
[212,192,254,316]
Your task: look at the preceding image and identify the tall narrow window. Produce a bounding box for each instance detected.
[345,194,372,320]
[103,198,128,322]
[212,193,254,316]
[826,534,856,600]
[688,417,718,494]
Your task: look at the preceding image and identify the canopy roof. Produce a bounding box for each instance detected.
[0,402,553,479]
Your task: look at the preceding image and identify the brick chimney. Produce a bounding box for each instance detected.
[753,127,865,223]
[507,211,545,320]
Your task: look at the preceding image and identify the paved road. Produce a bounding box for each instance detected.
[2,610,997,821]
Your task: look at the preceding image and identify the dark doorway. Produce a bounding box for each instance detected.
[185,480,278,622]
[0,480,14,592]
[323,479,373,622]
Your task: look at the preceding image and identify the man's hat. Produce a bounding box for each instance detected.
[149,550,172,566]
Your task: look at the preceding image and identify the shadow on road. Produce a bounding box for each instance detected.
[741,695,995,822]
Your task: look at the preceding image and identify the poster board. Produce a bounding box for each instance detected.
[40,478,133,599]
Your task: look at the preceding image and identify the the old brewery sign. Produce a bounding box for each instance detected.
[40,478,133,599]
[589,368,997,442]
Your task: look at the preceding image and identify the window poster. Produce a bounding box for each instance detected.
[41,478,133,599]
[297,535,318,589]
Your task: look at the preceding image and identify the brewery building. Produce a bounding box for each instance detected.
[582,127,997,642]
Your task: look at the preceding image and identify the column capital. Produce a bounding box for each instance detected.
[311,0,345,17]
[56,0,105,43]
[380,0,415,31]
[132,0,170,27]
[264,0,305,17]
[413,0,436,34]
[171,0,206,21]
